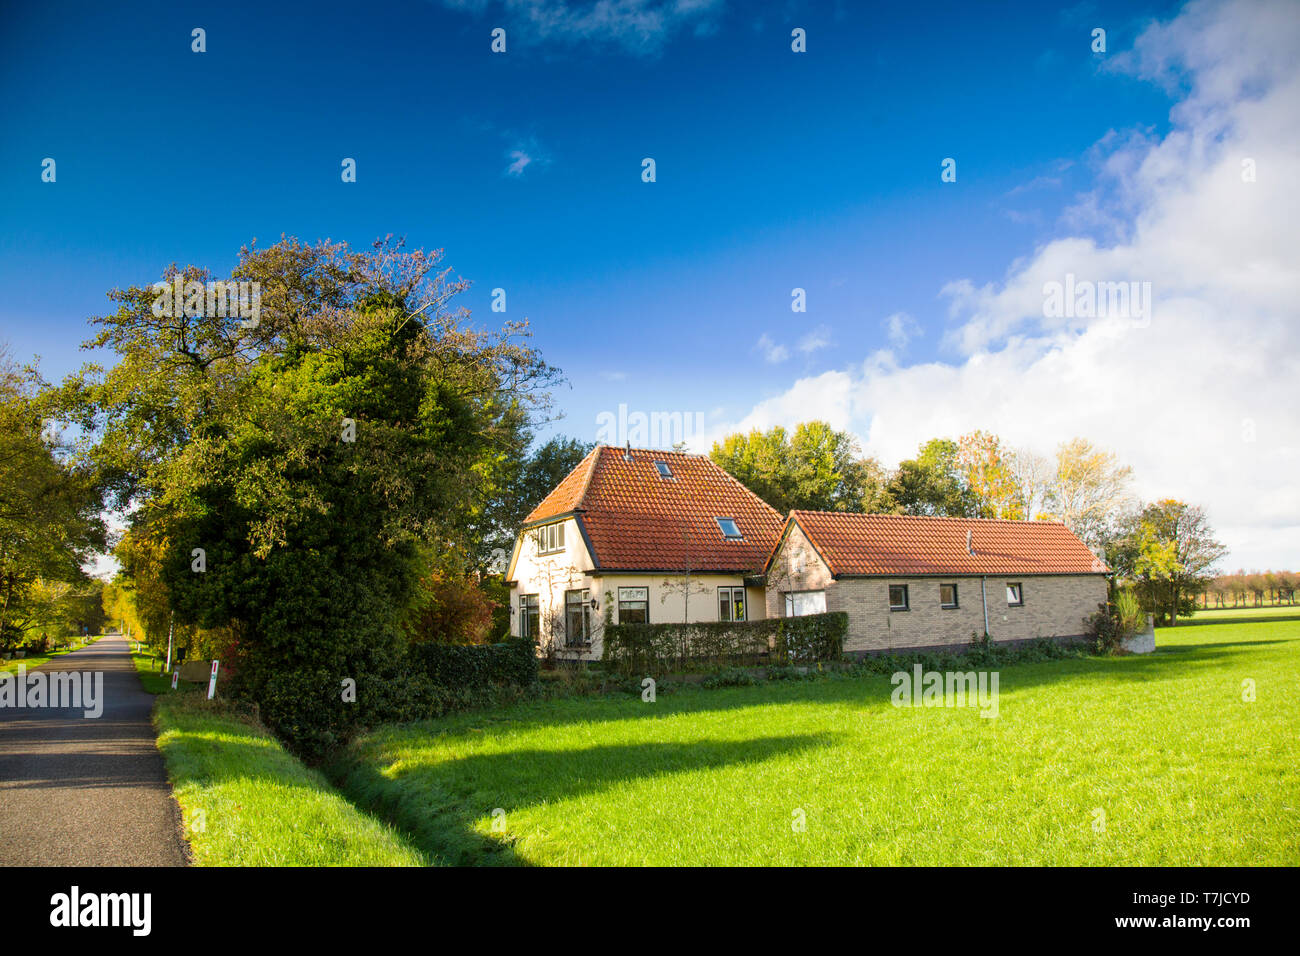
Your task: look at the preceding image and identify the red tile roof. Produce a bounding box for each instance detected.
[783,510,1109,577]
[526,446,784,573]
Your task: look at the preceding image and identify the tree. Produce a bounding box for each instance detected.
[0,346,105,649]
[1048,438,1133,550]
[956,430,1022,518]
[710,421,895,514]
[888,438,981,517]
[1007,446,1053,520]
[57,237,557,754]
[1113,499,1227,625]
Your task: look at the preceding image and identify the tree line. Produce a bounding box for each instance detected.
[709,422,1227,625]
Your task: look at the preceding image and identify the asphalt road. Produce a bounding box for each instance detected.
[0,635,190,866]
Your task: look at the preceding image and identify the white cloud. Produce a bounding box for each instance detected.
[755,333,789,364]
[441,0,724,55]
[883,312,921,350]
[503,135,551,176]
[798,324,831,354]
[693,0,1300,570]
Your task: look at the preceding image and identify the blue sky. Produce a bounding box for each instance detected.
[2,0,1296,568]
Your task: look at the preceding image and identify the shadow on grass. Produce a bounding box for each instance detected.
[328,732,834,866]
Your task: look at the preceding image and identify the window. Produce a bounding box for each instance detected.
[535,521,565,554]
[940,583,959,609]
[618,587,649,624]
[889,584,909,611]
[1006,582,1024,607]
[565,589,592,646]
[519,594,539,640]
[715,517,742,539]
[719,586,747,622]
[654,460,673,478]
[784,590,826,617]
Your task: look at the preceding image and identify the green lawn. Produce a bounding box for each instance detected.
[151,689,429,866]
[330,616,1300,866]
[1,633,103,674]
[129,645,175,695]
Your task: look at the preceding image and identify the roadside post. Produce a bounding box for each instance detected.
[207,660,219,700]
[171,669,179,690]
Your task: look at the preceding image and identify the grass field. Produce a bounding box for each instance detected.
[1,633,103,674]
[152,693,429,866]
[330,616,1300,866]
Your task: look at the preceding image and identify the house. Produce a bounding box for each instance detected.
[507,446,1110,660]
[765,510,1109,654]
[505,445,785,659]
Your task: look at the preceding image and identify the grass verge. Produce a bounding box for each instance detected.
[152,692,429,866]
[328,617,1300,866]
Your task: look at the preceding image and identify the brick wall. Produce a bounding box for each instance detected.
[827,574,1107,653]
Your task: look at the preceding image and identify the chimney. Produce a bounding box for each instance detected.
[966,529,974,555]
[624,441,632,462]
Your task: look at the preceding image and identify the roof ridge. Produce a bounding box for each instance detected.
[571,445,602,509]
[791,509,1066,526]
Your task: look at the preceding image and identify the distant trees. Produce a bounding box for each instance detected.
[1208,569,1298,607]
[709,422,894,514]
[709,423,1139,543]
[1049,438,1134,551]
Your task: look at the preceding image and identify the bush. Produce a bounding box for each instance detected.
[601,612,847,676]
[1085,595,1143,655]
[408,638,539,688]
[701,667,759,689]
[404,570,501,645]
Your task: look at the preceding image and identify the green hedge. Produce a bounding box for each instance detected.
[602,612,847,675]
[409,638,539,689]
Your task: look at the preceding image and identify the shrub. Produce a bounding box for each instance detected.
[701,667,759,689]
[408,637,539,688]
[601,612,847,676]
[1085,596,1142,655]
[404,570,500,645]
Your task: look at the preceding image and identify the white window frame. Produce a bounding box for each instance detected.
[718,586,747,622]
[535,521,566,555]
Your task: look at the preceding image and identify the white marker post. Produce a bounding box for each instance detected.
[207,660,219,700]
[171,669,179,690]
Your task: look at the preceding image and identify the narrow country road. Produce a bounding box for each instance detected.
[0,635,190,866]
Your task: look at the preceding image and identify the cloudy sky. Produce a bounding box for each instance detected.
[1,0,1295,569]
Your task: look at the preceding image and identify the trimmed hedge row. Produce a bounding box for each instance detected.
[409,638,539,688]
[602,612,847,675]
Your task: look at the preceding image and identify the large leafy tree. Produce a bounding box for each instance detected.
[709,421,893,514]
[56,237,556,752]
[888,438,982,517]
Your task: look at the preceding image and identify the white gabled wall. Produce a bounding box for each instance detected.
[510,518,765,661]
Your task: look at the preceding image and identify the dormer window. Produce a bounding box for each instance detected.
[654,460,673,479]
[715,517,742,539]
[535,521,565,555]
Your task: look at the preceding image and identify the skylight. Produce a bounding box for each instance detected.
[654,460,673,478]
[716,517,742,539]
